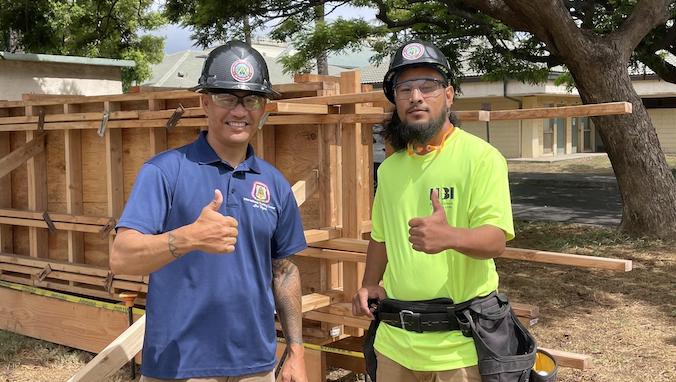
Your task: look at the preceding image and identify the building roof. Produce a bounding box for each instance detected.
[0,52,135,68]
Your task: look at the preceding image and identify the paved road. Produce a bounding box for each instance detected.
[509,173,622,226]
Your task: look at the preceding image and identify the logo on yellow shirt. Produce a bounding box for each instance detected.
[429,187,454,207]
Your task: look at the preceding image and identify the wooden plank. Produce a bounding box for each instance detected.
[63,106,85,265]
[539,347,592,370]
[490,102,632,121]
[0,132,13,253]
[284,90,389,105]
[0,89,198,108]
[105,102,124,257]
[297,248,366,263]
[0,208,112,225]
[265,102,328,115]
[291,169,319,207]
[339,72,366,323]
[501,248,632,271]
[25,106,48,258]
[293,73,340,83]
[67,315,145,382]
[304,228,341,244]
[0,285,133,354]
[148,99,168,155]
[511,302,539,318]
[304,310,370,330]
[0,216,107,234]
[0,133,45,178]
[273,82,324,93]
[0,263,147,293]
[0,110,139,125]
[0,253,144,282]
[310,239,633,271]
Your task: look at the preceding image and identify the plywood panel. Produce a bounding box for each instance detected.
[81,130,108,208]
[167,127,201,150]
[46,130,67,209]
[122,128,151,201]
[274,125,320,229]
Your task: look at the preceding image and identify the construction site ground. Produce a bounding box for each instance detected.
[1,156,675,382]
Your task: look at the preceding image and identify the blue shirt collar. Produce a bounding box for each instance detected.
[190,131,260,173]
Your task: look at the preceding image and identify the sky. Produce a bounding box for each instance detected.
[149,3,378,54]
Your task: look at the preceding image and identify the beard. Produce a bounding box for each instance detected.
[382,107,448,152]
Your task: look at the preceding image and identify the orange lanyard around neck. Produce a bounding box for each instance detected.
[406,126,453,157]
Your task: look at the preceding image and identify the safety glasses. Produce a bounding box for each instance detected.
[394,78,447,100]
[210,93,266,110]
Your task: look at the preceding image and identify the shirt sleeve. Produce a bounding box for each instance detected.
[116,163,172,235]
[370,183,386,243]
[271,187,308,259]
[468,148,515,241]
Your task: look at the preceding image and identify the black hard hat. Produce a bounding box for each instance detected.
[191,40,280,99]
[383,40,452,103]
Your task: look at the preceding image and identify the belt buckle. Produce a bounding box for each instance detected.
[399,310,421,332]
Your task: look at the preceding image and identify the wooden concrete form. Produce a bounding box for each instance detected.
[0,71,631,381]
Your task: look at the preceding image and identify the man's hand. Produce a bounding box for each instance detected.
[190,189,238,253]
[279,344,308,382]
[408,190,453,254]
[352,285,388,320]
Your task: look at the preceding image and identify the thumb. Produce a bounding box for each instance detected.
[431,189,444,215]
[207,189,223,211]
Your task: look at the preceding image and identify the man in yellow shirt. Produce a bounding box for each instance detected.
[352,40,517,382]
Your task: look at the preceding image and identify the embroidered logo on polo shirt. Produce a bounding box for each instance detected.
[251,181,270,203]
[243,181,276,212]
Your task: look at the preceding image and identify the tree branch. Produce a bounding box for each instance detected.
[611,0,672,58]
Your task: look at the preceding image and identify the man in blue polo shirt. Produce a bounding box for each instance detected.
[110,41,308,382]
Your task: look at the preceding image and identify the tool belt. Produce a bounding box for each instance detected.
[363,292,550,382]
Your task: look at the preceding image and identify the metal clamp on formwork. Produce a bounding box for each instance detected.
[166,104,185,130]
[97,110,110,137]
[42,211,57,233]
[99,218,117,239]
[37,109,45,133]
[104,271,114,293]
[36,264,52,283]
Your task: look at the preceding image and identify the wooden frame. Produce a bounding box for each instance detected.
[0,71,632,382]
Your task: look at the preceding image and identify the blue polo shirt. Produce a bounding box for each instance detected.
[117,131,307,379]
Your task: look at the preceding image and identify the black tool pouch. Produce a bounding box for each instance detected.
[457,293,537,382]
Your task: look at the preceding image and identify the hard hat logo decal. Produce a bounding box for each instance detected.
[231,60,254,82]
[402,43,425,60]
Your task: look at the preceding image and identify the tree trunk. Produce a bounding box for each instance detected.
[567,48,676,239]
[243,17,252,46]
[314,4,329,75]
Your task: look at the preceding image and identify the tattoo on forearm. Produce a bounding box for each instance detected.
[272,258,303,345]
[168,233,180,258]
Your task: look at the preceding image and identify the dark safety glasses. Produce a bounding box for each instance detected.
[210,93,266,110]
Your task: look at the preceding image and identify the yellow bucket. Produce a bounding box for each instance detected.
[531,349,558,381]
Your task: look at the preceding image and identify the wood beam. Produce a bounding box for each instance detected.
[0,131,13,253]
[25,106,48,258]
[490,102,632,121]
[64,104,84,266]
[291,169,319,207]
[0,133,45,178]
